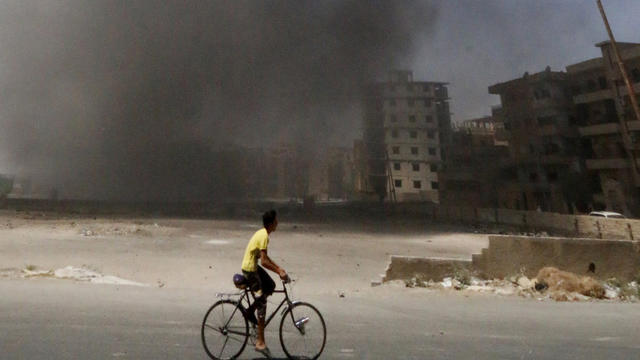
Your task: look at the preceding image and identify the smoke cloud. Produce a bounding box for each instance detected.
[0,1,436,200]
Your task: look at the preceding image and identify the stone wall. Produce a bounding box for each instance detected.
[473,235,640,282]
[432,205,640,240]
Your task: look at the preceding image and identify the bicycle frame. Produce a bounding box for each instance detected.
[243,281,296,328]
[220,281,298,332]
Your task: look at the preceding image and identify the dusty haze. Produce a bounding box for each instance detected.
[0,1,435,200]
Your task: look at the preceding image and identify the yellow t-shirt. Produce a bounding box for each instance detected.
[241,228,269,272]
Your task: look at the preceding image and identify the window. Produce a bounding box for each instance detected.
[598,76,608,89]
[547,171,558,182]
[427,130,436,139]
[411,147,418,155]
[529,172,538,182]
[409,115,416,123]
[431,181,439,190]
[423,84,430,92]
[413,180,422,189]
[534,88,551,99]
[537,116,555,126]
[571,85,582,95]
[412,163,420,171]
[428,147,436,156]
[389,84,396,92]
[391,129,398,138]
[426,115,433,123]
[407,84,413,92]
[430,164,438,172]
[392,146,400,154]
[390,115,397,122]
[408,99,415,107]
[393,162,401,170]
[545,143,560,155]
[410,130,417,139]
[394,179,402,188]
[632,68,640,83]
[424,98,431,107]
[389,99,396,107]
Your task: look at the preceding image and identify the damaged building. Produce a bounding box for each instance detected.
[488,67,588,213]
[439,115,509,208]
[357,70,451,202]
[568,41,640,216]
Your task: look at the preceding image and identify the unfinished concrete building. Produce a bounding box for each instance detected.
[439,116,509,207]
[567,41,640,216]
[489,67,587,213]
[359,70,451,202]
[307,147,354,201]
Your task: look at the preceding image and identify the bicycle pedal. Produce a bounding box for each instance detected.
[295,317,309,327]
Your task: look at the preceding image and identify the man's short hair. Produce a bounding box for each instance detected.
[263,209,277,228]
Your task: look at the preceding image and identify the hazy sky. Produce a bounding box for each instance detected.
[410,0,640,122]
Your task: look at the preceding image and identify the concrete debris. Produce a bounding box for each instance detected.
[517,276,534,289]
[400,269,638,302]
[20,265,149,287]
[536,267,605,299]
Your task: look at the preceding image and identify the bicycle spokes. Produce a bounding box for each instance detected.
[201,300,249,360]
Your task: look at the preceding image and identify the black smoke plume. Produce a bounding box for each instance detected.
[0,1,436,201]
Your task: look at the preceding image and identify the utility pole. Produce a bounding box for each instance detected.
[596,0,640,185]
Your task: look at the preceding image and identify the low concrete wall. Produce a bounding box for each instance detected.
[476,235,640,282]
[381,236,640,284]
[382,255,472,282]
[430,204,640,241]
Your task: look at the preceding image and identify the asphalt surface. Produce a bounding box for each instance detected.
[2,278,640,360]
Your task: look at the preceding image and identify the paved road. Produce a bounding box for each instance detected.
[2,279,639,359]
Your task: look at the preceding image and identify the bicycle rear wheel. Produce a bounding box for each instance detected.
[279,302,326,360]
[201,300,249,360]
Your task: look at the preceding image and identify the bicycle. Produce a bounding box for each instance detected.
[201,275,326,360]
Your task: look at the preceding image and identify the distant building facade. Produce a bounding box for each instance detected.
[358,70,451,202]
[489,67,587,213]
[439,116,509,207]
[568,41,640,216]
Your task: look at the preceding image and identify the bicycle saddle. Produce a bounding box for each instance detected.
[233,273,247,289]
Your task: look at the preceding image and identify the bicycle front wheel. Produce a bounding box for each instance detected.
[201,300,249,360]
[279,302,326,360]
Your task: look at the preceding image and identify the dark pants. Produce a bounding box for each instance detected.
[243,266,275,319]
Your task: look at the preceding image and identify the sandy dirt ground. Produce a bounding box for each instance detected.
[0,210,488,297]
[3,211,640,359]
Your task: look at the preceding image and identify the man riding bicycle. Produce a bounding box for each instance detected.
[241,209,288,356]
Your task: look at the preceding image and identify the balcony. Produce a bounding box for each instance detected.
[585,158,630,169]
[572,88,613,104]
[579,122,618,136]
[537,124,561,136]
[579,120,640,136]
[434,87,448,98]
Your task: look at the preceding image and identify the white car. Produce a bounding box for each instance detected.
[588,211,626,219]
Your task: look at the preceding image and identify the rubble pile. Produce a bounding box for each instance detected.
[21,265,149,287]
[77,222,178,237]
[403,266,639,302]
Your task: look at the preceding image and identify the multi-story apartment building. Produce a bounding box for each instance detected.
[489,67,587,213]
[359,70,451,202]
[439,116,509,207]
[568,41,640,216]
